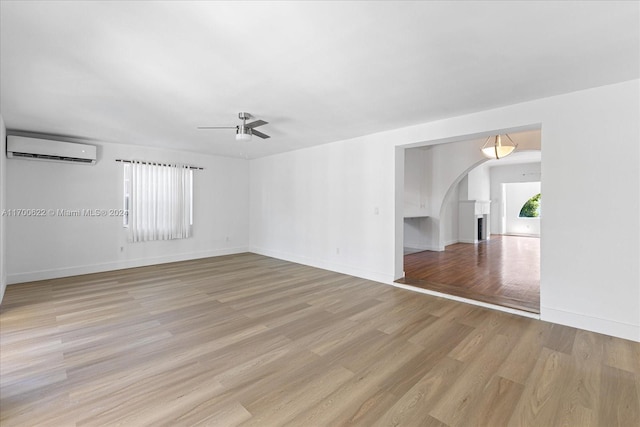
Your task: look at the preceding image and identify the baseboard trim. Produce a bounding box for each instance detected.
[403,243,443,252]
[503,233,541,238]
[7,247,250,284]
[457,239,478,244]
[541,306,639,342]
[250,246,394,284]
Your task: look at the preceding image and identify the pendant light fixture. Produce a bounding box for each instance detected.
[481,134,517,159]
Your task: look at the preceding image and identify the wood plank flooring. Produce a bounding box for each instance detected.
[399,235,540,313]
[1,253,638,426]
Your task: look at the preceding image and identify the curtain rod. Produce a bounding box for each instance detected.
[115,159,204,170]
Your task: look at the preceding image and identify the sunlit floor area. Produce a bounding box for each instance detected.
[399,235,540,313]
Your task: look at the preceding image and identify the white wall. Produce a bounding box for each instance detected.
[441,183,459,246]
[439,162,490,245]
[250,138,394,282]
[423,139,486,251]
[490,162,542,235]
[0,116,6,303]
[403,147,437,251]
[6,140,249,283]
[403,147,431,250]
[467,163,491,201]
[404,148,428,217]
[458,175,468,200]
[404,182,460,251]
[250,79,640,341]
[403,218,432,251]
[504,182,541,236]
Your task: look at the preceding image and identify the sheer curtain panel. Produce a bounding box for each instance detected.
[126,161,193,242]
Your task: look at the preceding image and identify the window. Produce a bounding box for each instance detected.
[123,161,193,242]
[519,193,541,218]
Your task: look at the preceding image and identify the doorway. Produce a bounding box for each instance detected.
[395,129,541,314]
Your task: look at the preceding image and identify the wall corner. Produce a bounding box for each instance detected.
[0,114,7,305]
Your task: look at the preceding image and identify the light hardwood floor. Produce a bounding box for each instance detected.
[1,253,638,426]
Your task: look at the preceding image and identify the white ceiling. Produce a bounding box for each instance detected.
[1,1,638,159]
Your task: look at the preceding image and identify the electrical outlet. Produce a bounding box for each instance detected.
[336,247,340,255]
[120,246,124,252]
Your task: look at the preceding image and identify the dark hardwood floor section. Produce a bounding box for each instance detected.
[2,253,638,426]
[398,235,540,313]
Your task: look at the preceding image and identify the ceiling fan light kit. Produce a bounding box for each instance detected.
[198,112,270,142]
[236,125,252,141]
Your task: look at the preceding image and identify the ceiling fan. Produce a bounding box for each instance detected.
[198,112,270,141]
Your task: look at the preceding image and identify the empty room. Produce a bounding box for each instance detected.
[1,1,638,426]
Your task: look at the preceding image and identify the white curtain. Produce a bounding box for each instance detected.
[126,161,193,242]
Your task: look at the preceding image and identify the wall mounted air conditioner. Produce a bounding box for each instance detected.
[6,135,97,165]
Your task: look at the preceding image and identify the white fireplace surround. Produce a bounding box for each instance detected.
[459,200,491,244]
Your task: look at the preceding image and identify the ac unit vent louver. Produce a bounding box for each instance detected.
[6,136,97,165]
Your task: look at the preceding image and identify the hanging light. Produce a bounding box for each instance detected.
[481,134,517,159]
[235,125,252,141]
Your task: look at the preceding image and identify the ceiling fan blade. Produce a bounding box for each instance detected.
[197,126,236,129]
[252,129,271,139]
[246,120,268,129]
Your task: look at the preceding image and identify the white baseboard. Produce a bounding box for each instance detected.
[457,238,478,244]
[504,232,541,238]
[541,306,639,342]
[404,243,444,252]
[7,247,250,285]
[404,242,428,250]
[250,246,395,284]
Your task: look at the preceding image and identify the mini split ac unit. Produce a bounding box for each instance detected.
[6,136,97,165]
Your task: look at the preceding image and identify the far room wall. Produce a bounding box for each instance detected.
[443,162,492,246]
[504,181,541,236]
[5,140,250,284]
[490,162,542,235]
[466,162,491,201]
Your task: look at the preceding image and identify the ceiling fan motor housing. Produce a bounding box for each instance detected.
[237,125,252,136]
